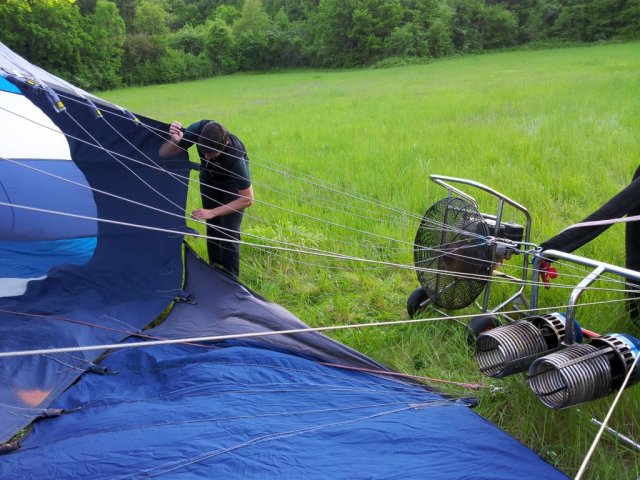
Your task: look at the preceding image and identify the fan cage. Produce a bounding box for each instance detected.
[414,197,492,310]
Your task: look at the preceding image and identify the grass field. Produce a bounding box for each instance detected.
[102,42,640,478]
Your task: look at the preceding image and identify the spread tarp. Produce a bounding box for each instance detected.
[1,249,567,479]
[0,345,567,479]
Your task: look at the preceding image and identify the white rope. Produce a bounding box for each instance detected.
[57,98,426,233]
[79,100,425,223]
[0,301,627,359]
[0,104,425,258]
[1,111,637,294]
[574,351,640,479]
[562,215,640,232]
[5,195,640,299]
[0,312,471,358]
[112,404,422,479]
[122,112,537,283]
[1,156,187,220]
[2,155,627,291]
[63,110,186,213]
[12,102,634,292]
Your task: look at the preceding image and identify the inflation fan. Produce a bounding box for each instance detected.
[409,175,640,409]
[408,175,529,339]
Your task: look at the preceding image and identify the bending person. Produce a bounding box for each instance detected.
[160,120,253,277]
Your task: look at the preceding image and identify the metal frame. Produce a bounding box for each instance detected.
[423,175,640,335]
[531,249,640,344]
[429,174,532,317]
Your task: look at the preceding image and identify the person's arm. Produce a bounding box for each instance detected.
[191,185,254,220]
[159,121,184,157]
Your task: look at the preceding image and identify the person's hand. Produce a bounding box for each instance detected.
[192,208,215,220]
[168,121,183,143]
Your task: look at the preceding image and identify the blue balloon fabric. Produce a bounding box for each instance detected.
[0,42,192,442]
[0,42,568,478]
[1,344,567,479]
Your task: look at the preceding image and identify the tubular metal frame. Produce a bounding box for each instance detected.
[429,174,532,317]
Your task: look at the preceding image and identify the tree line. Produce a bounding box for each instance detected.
[1,0,638,91]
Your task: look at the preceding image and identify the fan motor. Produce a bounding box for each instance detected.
[483,217,525,243]
[413,196,526,311]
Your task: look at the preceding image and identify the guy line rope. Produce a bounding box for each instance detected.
[2,96,639,476]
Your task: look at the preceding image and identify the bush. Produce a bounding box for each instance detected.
[205,18,239,74]
[123,48,214,86]
[371,56,429,69]
[168,24,208,56]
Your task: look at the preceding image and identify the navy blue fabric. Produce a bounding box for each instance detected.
[149,245,394,370]
[1,245,568,478]
[0,78,191,442]
[0,345,567,479]
[0,43,568,478]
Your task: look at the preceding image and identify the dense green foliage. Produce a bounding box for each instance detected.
[1,0,639,89]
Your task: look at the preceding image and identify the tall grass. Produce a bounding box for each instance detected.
[102,42,640,478]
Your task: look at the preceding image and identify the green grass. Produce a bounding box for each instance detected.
[101,42,640,479]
